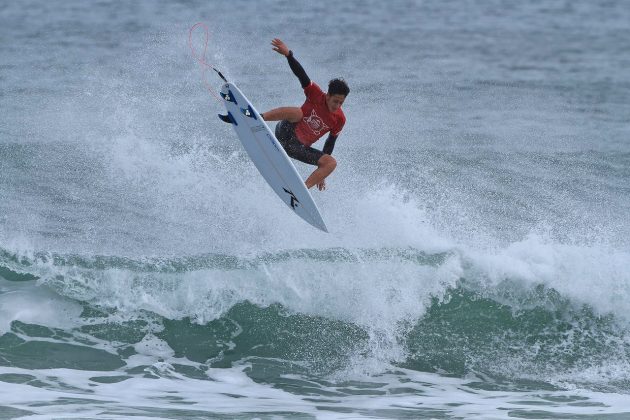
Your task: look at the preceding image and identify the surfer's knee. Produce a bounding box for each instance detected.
[319,154,336,171]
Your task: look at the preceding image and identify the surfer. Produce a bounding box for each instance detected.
[260,38,349,191]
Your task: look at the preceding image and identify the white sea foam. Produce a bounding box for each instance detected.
[464,233,630,323]
[1,364,629,419]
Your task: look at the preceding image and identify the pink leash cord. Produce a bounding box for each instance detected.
[188,22,223,103]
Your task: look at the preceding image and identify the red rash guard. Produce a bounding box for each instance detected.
[295,82,346,147]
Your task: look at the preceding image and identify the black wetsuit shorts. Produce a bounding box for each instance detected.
[275,120,323,166]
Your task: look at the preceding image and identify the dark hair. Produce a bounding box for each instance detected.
[328,78,349,97]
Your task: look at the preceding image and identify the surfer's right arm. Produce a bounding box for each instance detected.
[286,51,311,89]
[271,38,311,89]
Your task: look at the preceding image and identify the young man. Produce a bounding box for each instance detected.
[261,38,349,191]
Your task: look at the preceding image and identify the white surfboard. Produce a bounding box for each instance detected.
[219,82,328,232]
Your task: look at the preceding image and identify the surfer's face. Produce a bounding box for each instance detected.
[326,94,345,112]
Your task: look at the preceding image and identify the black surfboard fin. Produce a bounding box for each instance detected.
[218,111,237,125]
[222,90,237,104]
[240,105,257,120]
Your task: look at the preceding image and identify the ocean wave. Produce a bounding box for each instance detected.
[1,237,629,391]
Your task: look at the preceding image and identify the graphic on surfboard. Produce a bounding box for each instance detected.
[219,82,328,232]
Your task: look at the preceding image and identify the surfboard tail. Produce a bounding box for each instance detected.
[306,211,328,233]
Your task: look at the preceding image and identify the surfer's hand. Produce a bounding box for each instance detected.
[271,38,290,56]
[317,180,326,191]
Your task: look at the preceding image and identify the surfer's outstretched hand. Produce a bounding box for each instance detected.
[317,180,326,191]
[271,38,290,56]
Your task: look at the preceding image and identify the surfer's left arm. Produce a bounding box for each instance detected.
[322,134,338,155]
[322,115,345,155]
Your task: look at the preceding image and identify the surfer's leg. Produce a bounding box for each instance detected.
[275,120,298,150]
[275,121,334,190]
[261,107,302,123]
[305,154,337,190]
[275,125,325,169]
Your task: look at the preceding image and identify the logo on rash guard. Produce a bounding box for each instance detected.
[303,110,329,136]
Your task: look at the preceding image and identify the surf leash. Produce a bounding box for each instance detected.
[188,22,227,103]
